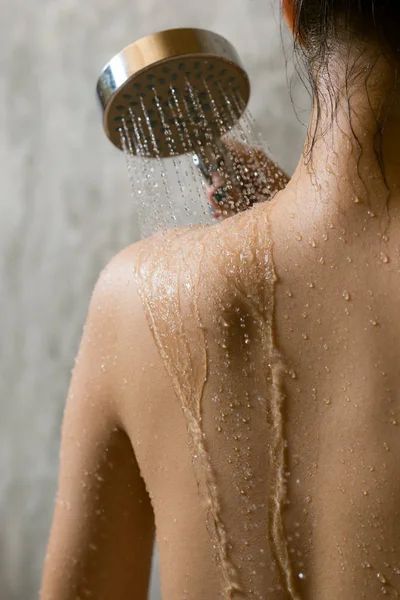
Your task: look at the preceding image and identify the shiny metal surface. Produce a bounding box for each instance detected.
[96,28,250,157]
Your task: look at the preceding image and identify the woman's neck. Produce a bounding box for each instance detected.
[283,55,400,229]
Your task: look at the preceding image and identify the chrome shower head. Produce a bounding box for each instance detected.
[96,27,250,158]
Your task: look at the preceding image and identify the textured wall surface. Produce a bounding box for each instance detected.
[1,1,308,598]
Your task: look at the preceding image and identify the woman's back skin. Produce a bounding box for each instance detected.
[40,21,400,600]
[40,155,400,600]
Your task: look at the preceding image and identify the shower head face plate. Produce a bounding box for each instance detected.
[97,28,250,157]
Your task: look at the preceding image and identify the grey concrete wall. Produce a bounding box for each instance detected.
[1,1,308,598]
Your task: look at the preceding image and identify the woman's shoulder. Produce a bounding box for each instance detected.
[96,200,276,338]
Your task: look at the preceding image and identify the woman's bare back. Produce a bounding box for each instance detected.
[123,187,400,600]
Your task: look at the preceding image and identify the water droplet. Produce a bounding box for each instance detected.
[310,238,317,248]
[380,253,389,263]
[370,319,379,326]
[307,282,315,289]
[323,397,332,405]
[377,572,387,584]
[286,289,293,297]
[296,232,303,241]
[343,290,351,301]
[288,368,297,379]
[319,256,325,264]
[367,210,376,218]
[353,195,362,204]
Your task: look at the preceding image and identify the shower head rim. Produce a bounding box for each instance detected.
[96,27,251,156]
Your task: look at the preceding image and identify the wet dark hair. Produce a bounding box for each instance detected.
[284,0,400,175]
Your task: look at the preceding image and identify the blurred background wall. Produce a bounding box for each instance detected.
[1,0,309,598]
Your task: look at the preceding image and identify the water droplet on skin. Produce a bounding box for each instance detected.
[301,333,308,340]
[286,289,293,297]
[288,368,297,379]
[296,232,303,241]
[377,573,387,584]
[383,442,390,451]
[322,233,328,241]
[370,319,379,326]
[343,290,351,301]
[353,195,362,204]
[216,425,222,432]
[319,256,325,264]
[381,253,389,263]
[307,282,315,288]
[310,238,317,247]
[367,210,376,218]
[362,490,369,496]
[323,397,332,405]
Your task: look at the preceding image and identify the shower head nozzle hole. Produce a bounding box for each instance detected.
[123,93,132,100]
[116,105,126,111]
[158,78,166,85]
[133,83,141,90]
[206,74,214,82]
[162,66,170,74]
[178,63,185,70]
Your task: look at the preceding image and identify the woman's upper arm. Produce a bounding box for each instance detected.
[41,249,155,600]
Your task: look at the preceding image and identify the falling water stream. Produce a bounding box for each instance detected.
[117,78,300,598]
